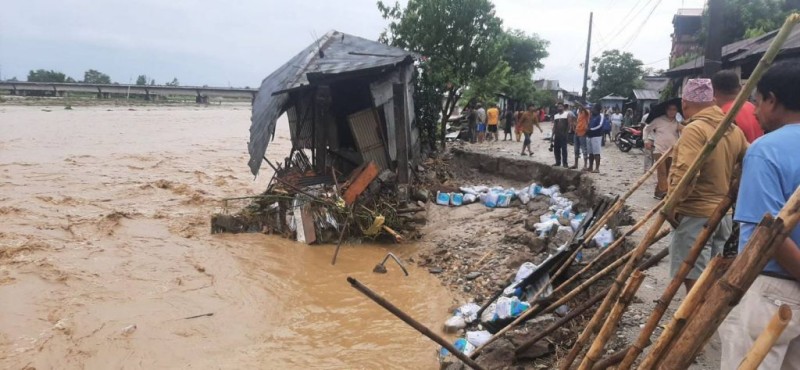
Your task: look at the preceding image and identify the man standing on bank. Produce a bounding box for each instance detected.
[719,62,800,370]
[643,101,682,200]
[667,78,749,293]
[552,103,575,168]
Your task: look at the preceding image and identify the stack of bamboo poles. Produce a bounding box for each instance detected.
[556,13,800,370]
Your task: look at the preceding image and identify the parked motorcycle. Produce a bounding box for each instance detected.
[615,125,645,152]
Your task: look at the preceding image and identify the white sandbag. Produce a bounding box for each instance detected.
[593,226,614,248]
[466,330,493,347]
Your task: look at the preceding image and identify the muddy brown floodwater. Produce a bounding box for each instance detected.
[0,104,455,369]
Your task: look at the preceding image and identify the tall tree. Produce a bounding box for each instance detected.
[83,69,111,84]
[701,0,800,45]
[378,0,504,149]
[589,50,644,102]
[136,75,148,85]
[27,69,68,83]
[165,78,179,86]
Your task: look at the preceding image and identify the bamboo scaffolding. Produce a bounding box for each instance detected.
[560,13,800,369]
[638,256,732,369]
[658,187,800,368]
[578,271,646,370]
[553,200,664,296]
[554,149,672,285]
[618,170,739,369]
[347,277,485,370]
[737,304,793,370]
[515,244,669,356]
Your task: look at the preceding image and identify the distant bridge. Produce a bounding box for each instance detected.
[0,81,258,103]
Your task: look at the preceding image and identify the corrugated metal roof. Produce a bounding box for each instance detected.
[666,23,800,76]
[642,77,669,92]
[676,8,703,17]
[600,94,626,100]
[633,89,660,100]
[248,30,415,176]
[348,109,389,171]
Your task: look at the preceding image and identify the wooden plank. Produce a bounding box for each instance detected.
[343,161,379,205]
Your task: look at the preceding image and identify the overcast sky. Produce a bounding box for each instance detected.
[0,0,705,91]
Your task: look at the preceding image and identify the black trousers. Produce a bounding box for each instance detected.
[553,135,568,165]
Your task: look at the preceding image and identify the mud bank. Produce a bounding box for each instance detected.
[414,148,638,368]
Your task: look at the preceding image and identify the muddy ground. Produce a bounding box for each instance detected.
[415,122,721,369]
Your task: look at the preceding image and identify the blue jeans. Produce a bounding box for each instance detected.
[574,135,587,159]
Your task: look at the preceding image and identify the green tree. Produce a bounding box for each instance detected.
[27,69,68,82]
[378,0,504,149]
[83,69,111,84]
[503,29,549,75]
[589,50,644,102]
[136,75,148,85]
[150,79,156,86]
[531,89,556,109]
[165,77,179,86]
[700,0,800,45]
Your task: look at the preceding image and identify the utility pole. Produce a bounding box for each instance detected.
[703,0,723,77]
[582,12,593,100]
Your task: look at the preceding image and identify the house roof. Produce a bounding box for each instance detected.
[666,23,800,77]
[600,94,626,101]
[247,30,415,176]
[641,76,669,92]
[633,89,660,100]
[675,8,703,17]
[534,79,561,91]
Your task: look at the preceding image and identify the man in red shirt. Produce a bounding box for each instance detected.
[712,70,764,143]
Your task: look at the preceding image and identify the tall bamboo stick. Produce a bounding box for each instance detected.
[555,149,672,283]
[562,14,800,369]
[553,200,664,296]
[638,256,732,369]
[347,277,485,370]
[618,170,739,369]
[578,271,646,370]
[737,304,793,370]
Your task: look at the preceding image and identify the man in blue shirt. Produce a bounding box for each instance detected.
[720,62,800,369]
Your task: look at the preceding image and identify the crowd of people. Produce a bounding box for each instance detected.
[459,62,799,367]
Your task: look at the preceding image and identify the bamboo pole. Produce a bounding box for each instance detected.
[555,149,672,284]
[656,14,800,368]
[559,213,666,369]
[553,199,664,296]
[347,277,485,370]
[658,187,800,368]
[592,347,633,370]
[513,242,669,359]
[737,304,793,370]
[562,14,800,369]
[516,286,610,356]
[638,256,732,369]
[578,271,646,370]
[618,170,739,369]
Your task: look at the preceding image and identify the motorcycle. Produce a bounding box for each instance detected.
[615,125,645,152]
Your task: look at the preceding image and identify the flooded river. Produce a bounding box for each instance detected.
[0,104,455,369]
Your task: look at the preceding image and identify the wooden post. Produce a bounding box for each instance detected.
[638,256,732,369]
[394,72,410,203]
[737,305,793,370]
[618,170,738,369]
[347,277,485,370]
[314,85,331,174]
[579,271,646,370]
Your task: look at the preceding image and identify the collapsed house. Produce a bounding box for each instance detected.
[214,30,426,244]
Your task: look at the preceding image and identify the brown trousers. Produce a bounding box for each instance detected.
[653,152,672,196]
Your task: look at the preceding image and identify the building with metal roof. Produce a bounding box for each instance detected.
[247,30,419,192]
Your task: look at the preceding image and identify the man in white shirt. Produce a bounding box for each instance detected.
[610,108,624,141]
